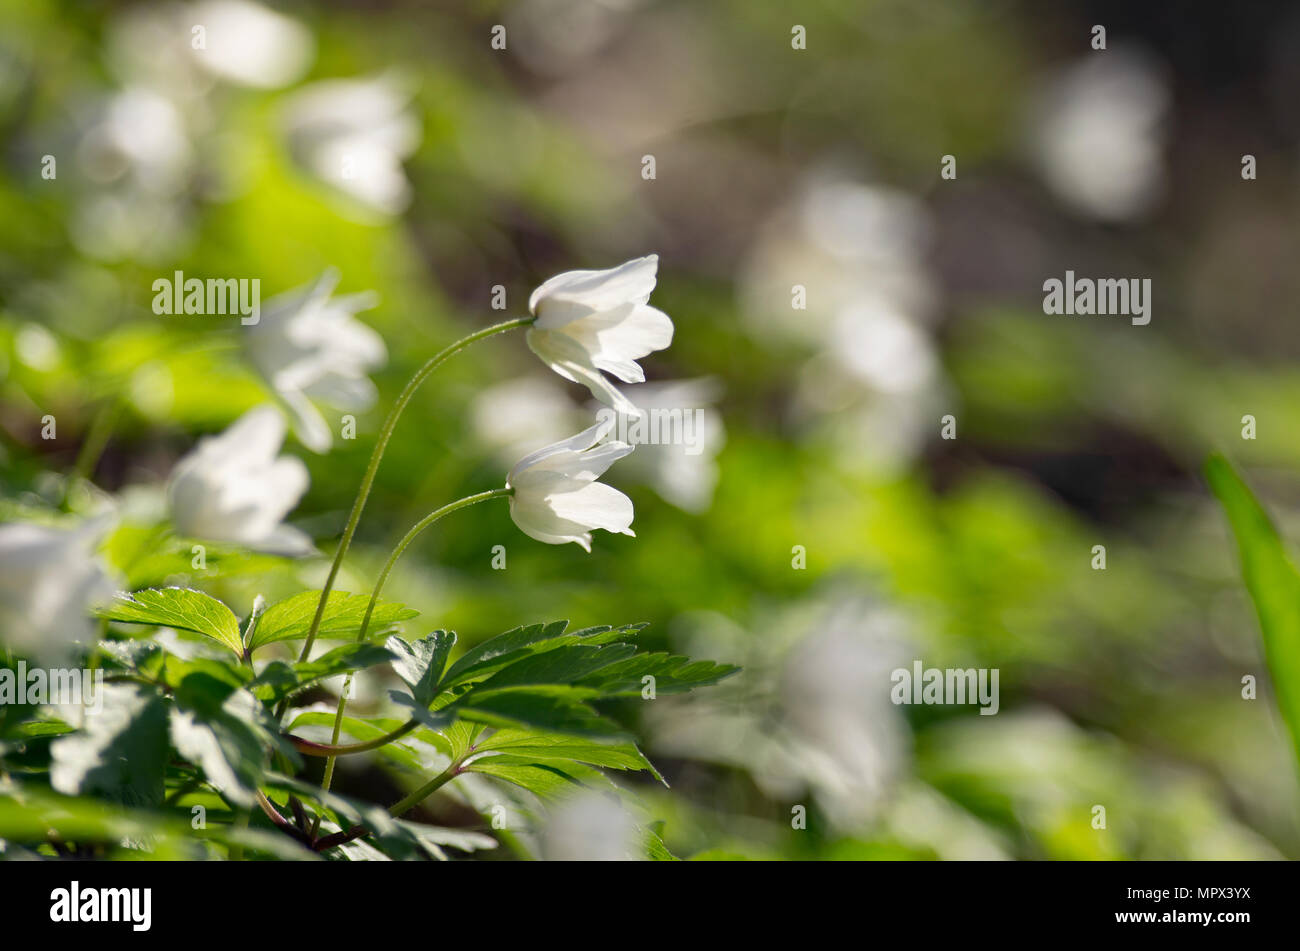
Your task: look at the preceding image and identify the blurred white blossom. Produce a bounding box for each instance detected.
[540,792,640,861]
[0,519,118,662]
[189,1,314,89]
[246,270,385,453]
[740,176,947,474]
[472,376,583,464]
[613,378,725,513]
[1028,47,1169,222]
[167,406,311,553]
[650,596,911,832]
[283,75,421,217]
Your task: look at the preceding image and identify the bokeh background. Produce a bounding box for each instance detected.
[3,0,1300,859]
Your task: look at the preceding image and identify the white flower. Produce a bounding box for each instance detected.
[167,406,311,553]
[506,418,635,552]
[246,269,385,453]
[526,254,673,418]
[0,519,118,662]
[1028,47,1168,222]
[189,1,314,90]
[283,74,421,217]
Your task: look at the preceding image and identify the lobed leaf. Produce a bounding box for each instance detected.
[101,587,243,656]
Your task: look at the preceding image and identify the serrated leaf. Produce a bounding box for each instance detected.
[388,689,455,731]
[101,587,243,656]
[575,652,740,698]
[472,730,665,784]
[250,590,419,649]
[440,621,645,689]
[464,756,615,800]
[50,684,170,807]
[1206,453,1300,768]
[388,631,456,706]
[454,688,623,737]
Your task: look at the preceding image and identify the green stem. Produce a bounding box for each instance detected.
[358,487,513,644]
[295,316,532,665]
[288,718,417,757]
[388,762,461,817]
[315,487,511,794]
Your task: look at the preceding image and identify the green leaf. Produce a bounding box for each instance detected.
[169,673,299,807]
[249,590,419,649]
[101,587,243,656]
[388,631,456,706]
[49,684,170,808]
[472,730,665,784]
[575,652,740,698]
[249,643,397,705]
[0,783,312,860]
[463,756,616,801]
[454,688,623,737]
[1206,453,1300,769]
[440,621,645,689]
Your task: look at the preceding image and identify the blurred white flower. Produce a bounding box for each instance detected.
[740,176,946,475]
[526,254,673,418]
[610,378,725,513]
[189,1,314,89]
[506,417,635,552]
[246,269,385,453]
[167,406,311,553]
[0,519,118,662]
[283,75,421,216]
[72,86,196,261]
[1028,47,1168,222]
[650,596,910,832]
[472,376,583,464]
[540,791,640,861]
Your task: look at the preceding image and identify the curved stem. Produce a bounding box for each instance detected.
[314,487,511,794]
[288,718,417,757]
[357,487,513,644]
[388,762,461,817]
[295,317,532,665]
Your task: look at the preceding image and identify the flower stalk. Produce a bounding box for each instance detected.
[295,317,533,665]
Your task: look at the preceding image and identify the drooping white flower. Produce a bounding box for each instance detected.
[506,418,635,552]
[167,406,311,554]
[526,255,673,418]
[0,518,118,662]
[246,269,385,453]
[282,74,421,217]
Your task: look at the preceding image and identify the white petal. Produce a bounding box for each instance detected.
[529,254,659,318]
[280,388,333,453]
[219,405,289,462]
[512,440,633,489]
[507,416,615,485]
[546,482,635,536]
[508,495,594,551]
